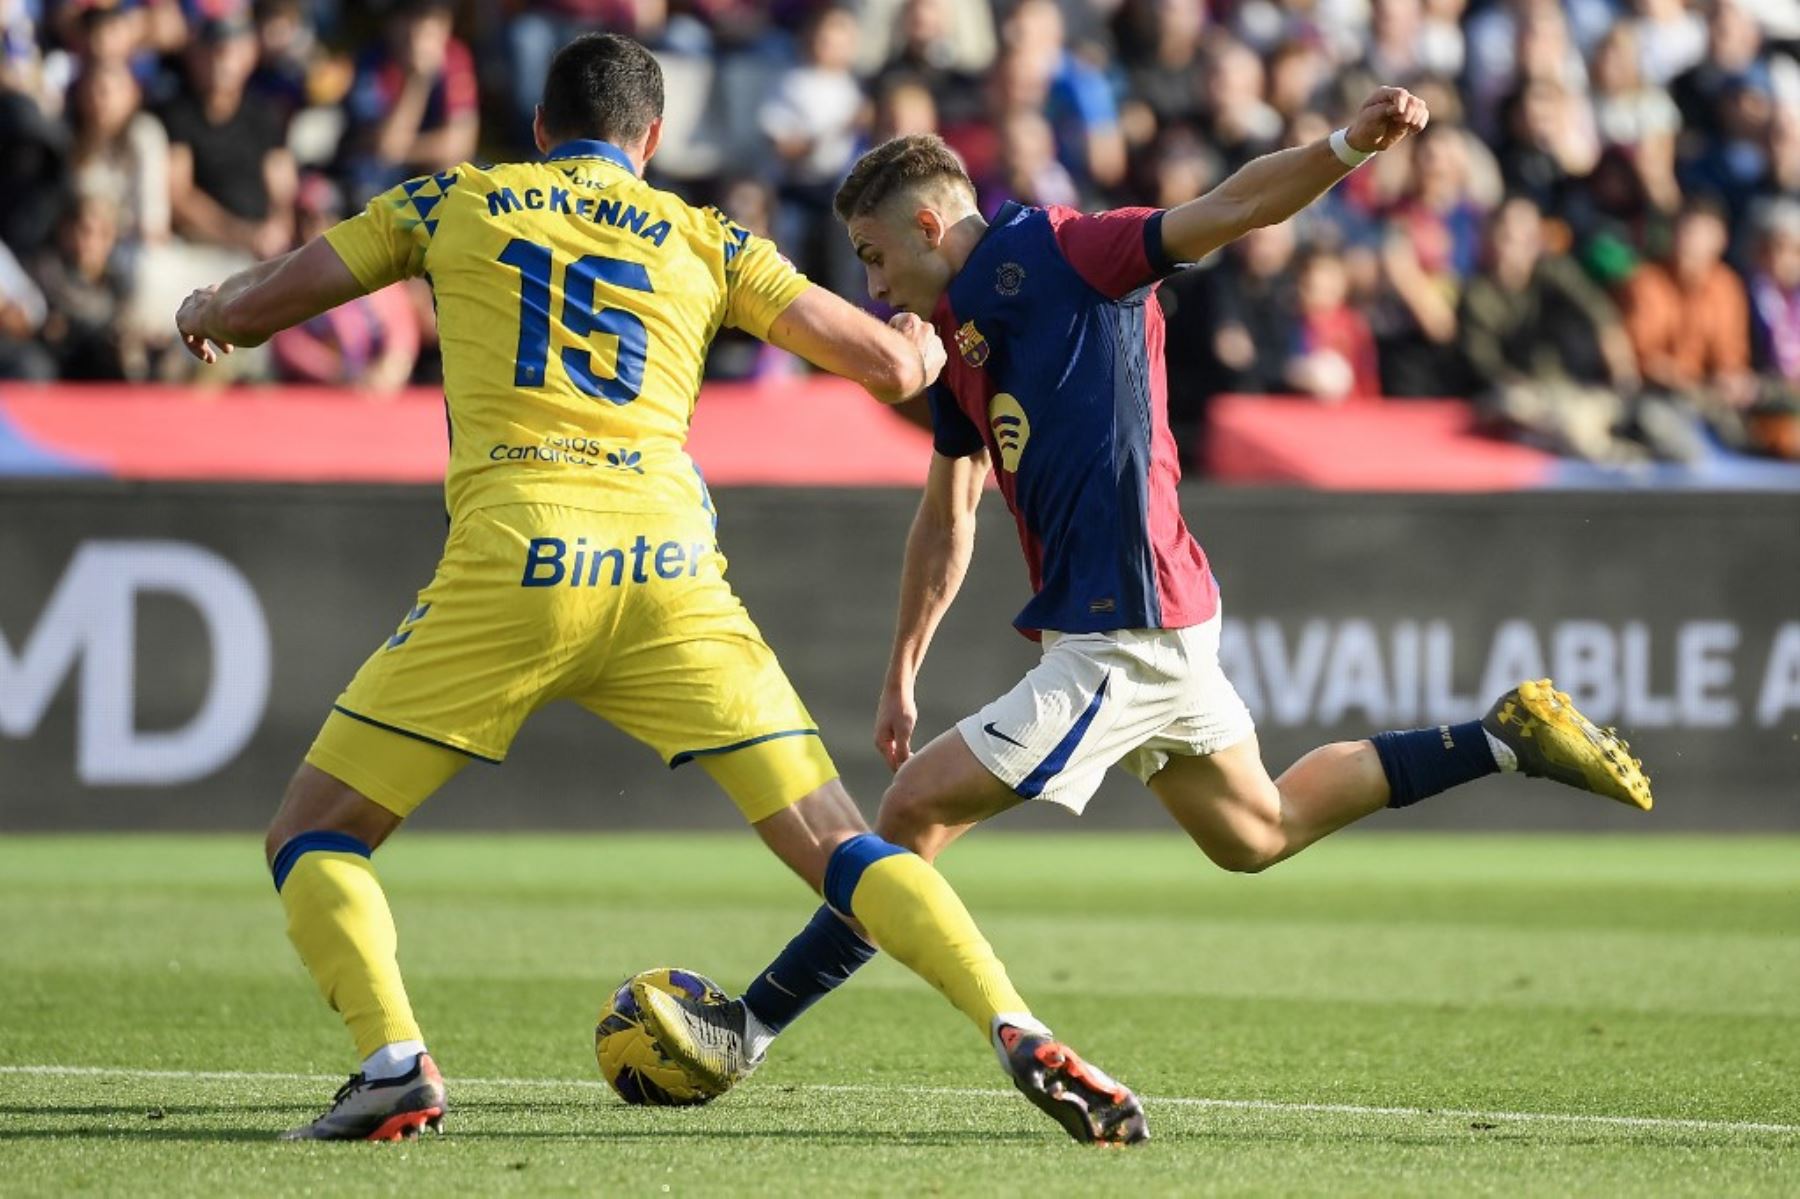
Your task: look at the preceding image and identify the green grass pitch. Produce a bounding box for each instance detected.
[2,833,1796,1196]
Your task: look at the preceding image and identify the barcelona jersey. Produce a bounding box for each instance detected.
[323,139,809,521]
[926,201,1220,637]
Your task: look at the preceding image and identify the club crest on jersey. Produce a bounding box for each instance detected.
[955,320,990,367]
[996,262,1025,296]
[988,392,1031,472]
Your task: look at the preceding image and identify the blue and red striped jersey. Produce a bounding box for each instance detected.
[927,201,1219,637]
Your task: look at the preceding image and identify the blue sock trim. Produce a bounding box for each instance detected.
[271,831,373,891]
[1372,720,1499,809]
[742,904,877,1033]
[822,833,907,917]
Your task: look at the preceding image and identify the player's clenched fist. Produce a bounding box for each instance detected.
[1346,87,1429,154]
[890,310,947,392]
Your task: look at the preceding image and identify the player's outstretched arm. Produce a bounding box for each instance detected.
[175,237,368,363]
[1161,87,1429,264]
[767,284,944,405]
[876,449,990,770]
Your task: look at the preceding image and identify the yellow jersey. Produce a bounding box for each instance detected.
[323,138,810,520]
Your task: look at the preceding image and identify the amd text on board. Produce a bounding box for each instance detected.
[1218,617,1800,730]
[0,541,271,786]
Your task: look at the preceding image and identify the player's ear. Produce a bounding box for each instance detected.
[639,117,664,172]
[916,206,946,250]
[532,106,550,155]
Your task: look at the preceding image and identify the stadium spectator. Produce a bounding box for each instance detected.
[246,0,324,129]
[703,175,801,382]
[1005,0,1126,190]
[339,0,477,203]
[979,108,1078,215]
[1670,0,1769,143]
[500,2,666,151]
[1229,0,1371,66]
[1631,0,1709,86]
[1461,195,1644,460]
[67,56,169,253]
[1590,22,1684,150]
[1183,220,1304,397]
[0,69,70,256]
[1465,0,1598,140]
[1288,245,1383,401]
[1266,38,1333,126]
[760,6,865,193]
[868,0,991,126]
[1495,77,1601,213]
[269,173,420,392]
[761,5,865,295]
[161,12,294,260]
[869,73,939,142]
[1748,198,1800,385]
[1112,0,1208,149]
[1199,33,1283,172]
[32,190,136,380]
[1375,122,1486,395]
[0,235,52,379]
[53,0,187,71]
[1140,125,1222,213]
[1757,104,1800,216]
[1365,0,1465,83]
[1621,198,1754,400]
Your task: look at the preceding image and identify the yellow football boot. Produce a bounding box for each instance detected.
[1482,679,1653,810]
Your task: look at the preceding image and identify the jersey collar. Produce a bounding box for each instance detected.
[545,138,636,173]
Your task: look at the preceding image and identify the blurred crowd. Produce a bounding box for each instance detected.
[2,0,1798,463]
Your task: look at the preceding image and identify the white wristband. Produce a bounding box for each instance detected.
[1330,127,1374,168]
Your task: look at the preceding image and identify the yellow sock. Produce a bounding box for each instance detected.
[274,836,422,1059]
[831,838,1029,1034]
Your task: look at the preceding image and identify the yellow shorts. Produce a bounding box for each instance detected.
[304,502,837,823]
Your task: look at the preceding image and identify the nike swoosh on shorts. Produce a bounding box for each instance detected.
[983,722,1028,749]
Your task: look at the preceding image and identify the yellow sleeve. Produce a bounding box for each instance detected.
[323,180,433,293]
[721,221,811,340]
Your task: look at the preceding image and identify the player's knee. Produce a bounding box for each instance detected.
[1203,831,1285,875]
[873,776,951,858]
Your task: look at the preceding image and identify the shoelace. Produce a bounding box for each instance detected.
[323,1073,365,1113]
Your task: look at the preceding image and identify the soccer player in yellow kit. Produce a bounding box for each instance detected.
[175,34,1143,1144]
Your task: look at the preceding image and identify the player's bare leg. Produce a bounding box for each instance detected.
[1148,733,1388,873]
[267,763,448,1141]
[874,728,1021,861]
[642,774,1146,1145]
[1152,680,1652,874]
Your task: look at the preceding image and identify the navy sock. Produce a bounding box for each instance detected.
[742,903,877,1034]
[1371,720,1499,808]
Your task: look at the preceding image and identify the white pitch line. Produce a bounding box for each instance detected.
[3,1065,1795,1137]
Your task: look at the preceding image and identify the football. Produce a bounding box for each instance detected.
[594,967,730,1106]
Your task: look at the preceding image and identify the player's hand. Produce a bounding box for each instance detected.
[1347,87,1429,154]
[889,311,947,393]
[874,681,918,772]
[175,287,234,365]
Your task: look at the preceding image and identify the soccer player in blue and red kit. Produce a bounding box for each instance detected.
[644,87,1655,1144]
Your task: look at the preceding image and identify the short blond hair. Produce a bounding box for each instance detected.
[832,134,977,223]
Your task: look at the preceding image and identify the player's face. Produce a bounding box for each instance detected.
[847,208,950,316]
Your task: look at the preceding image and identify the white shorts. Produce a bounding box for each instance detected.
[955,611,1256,814]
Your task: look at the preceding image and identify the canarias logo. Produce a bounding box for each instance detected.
[955,320,990,367]
[988,393,1030,472]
